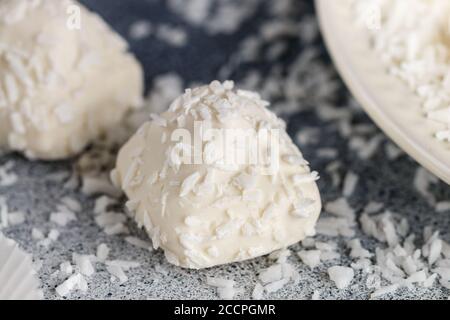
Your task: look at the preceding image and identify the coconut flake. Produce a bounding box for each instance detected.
[180,172,201,197]
[60,262,73,275]
[292,171,319,185]
[125,236,152,250]
[436,201,450,213]
[96,243,110,262]
[311,290,321,300]
[105,260,140,271]
[342,171,359,197]
[370,284,399,299]
[106,265,128,284]
[8,211,25,225]
[297,250,321,268]
[129,20,153,40]
[325,197,355,220]
[31,228,45,240]
[55,273,88,297]
[72,254,95,277]
[328,266,354,289]
[252,283,265,300]
[50,211,77,226]
[61,197,82,212]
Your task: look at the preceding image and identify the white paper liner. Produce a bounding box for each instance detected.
[0,233,43,300]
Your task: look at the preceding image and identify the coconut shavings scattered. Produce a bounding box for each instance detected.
[252,249,300,297]
[60,262,73,275]
[60,197,82,213]
[168,0,259,35]
[82,175,122,198]
[56,273,88,297]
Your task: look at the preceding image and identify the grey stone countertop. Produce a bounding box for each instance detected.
[1,0,449,300]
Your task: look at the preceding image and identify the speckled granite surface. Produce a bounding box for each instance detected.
[1,0,449,300]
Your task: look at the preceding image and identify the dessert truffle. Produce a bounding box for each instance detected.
[0,0,143,159]
[113,81,321,269]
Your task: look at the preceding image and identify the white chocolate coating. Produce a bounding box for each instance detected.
[0,0,143,159]
[114,81,321,269]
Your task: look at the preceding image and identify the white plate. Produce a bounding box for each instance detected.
[0,234,43,300]
[316,0,450,185]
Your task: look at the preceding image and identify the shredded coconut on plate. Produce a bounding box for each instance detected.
[353,0,450,145]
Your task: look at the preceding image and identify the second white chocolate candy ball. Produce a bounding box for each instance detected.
[0,0,143,159]
[113,81,321,269]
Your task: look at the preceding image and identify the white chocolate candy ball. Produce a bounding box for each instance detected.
[113,81,321,269]
[0,0,143,159]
